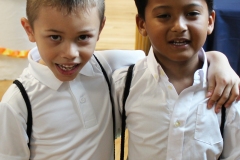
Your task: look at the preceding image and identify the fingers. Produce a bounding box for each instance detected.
[206,76,216,99]
[224,83,239,107]
[213,83,233,113]
[207,79,225,109]
[207,81,240,113]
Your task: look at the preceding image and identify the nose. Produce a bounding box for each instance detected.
[171,16,187,33]
[61,42,79,60]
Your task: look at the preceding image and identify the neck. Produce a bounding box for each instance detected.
[156,54,203,94]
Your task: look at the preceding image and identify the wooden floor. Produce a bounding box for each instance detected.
[0,0,135,159]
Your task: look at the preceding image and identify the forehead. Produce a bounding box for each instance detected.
[34,5,101,30]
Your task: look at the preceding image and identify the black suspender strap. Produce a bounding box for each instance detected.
[120,64,135,160]
[13,80,32,149]
[220,107,226,137]
[218,107,226,160]
[93,54,116,160]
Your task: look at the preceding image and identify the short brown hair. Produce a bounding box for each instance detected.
[26,0,105,28]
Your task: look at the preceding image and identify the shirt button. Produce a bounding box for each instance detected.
[80,98,86,103]
[168,86,173,90]
[174,120,181,127]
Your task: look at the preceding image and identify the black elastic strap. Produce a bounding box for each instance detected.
[218,106,226,160]
[13,80,32,149]
[93,54,116,159]
[220,107,226,137]
[120,64,135,160]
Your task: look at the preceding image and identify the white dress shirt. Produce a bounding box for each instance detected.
[0,47,145,160]
[112,48,240,160]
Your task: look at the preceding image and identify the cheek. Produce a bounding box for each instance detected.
[149,28,166,44]
[80,50,94,62]
[190,23,208,37]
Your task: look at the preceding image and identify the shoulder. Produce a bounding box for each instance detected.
[90,52,112,78]
[94,50,146,71]
[1,69,38,116]
[1,81,28,120]
[94,50,145,61]
[112,57,148,83]
[1,83,22,103]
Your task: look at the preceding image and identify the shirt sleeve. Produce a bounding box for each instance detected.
[94,50,145,72]
[0,86,30,160]
[221,101,240,159]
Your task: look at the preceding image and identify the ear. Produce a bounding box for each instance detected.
[97,16,106,41]
[21,17,36,42]
[136,14,148,37]
[207,10,215,35]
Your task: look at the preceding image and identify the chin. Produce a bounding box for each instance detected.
[55,74,78,82]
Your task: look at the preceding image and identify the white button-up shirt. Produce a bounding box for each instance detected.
[112,48,240,160]
[0,47,145,160]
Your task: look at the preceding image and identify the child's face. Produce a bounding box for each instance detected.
[22,6,105,81]
[137,0,215,63]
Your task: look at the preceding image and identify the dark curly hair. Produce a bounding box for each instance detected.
[134,0,213,19]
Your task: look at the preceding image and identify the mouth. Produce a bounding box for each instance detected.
[169,39,191,46]
[56,64,80,71]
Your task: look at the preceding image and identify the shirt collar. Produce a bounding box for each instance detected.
[28,47,95,90]
[147,47,208,85]
[147,47,168,82]
[194,48,208,87]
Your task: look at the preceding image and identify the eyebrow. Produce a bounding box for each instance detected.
[45,29,96,34]
[152,5,170,12]
[152,3,203,12]
[45,29,64,33]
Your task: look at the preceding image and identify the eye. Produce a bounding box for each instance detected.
[187,11,200,17]
[50,35,61,41]
[157,14,171,19]
[78,35,90,41]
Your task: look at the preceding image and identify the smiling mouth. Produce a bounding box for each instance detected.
[170,40,190,45]
[56,64,80,71]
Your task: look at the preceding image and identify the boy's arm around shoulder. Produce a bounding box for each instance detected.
[94,50,145,72]
[221,101,240,159]
[111,66,130,136]
[0,84,30,159]
[206,50,240,111]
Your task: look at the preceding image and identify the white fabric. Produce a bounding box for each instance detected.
[0,47,145,160]
[112,48,240,160]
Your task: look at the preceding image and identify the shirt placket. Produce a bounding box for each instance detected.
[69,80,97,129]
[166,85,193,160]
